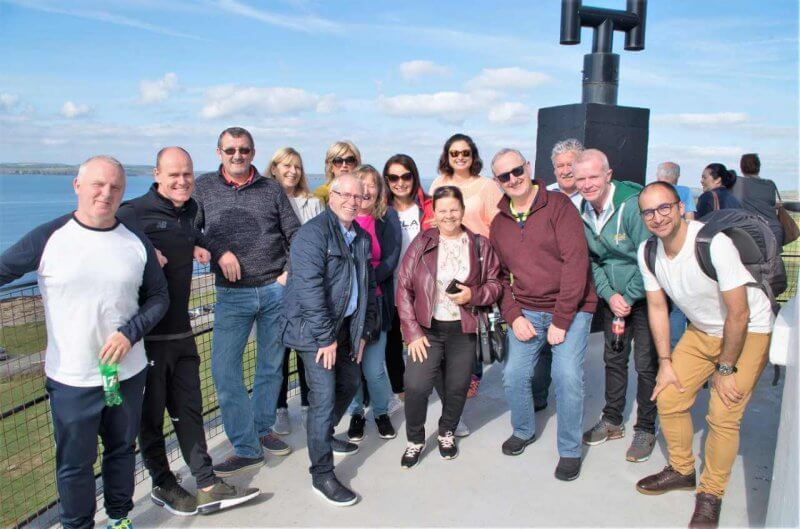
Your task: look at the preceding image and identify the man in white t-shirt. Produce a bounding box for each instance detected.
[633,182,773,529]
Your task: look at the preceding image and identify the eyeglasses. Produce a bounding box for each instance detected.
[495,164,526,183]
[449,149,472,158]
[221,147,252,156]
[640,201,680,221]
[332,156,358,167]
[386,172,414,183]
[330,189,365,203]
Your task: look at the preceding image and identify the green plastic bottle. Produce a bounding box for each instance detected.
[99,362,123,407]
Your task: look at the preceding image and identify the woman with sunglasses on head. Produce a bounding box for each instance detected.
[696,162,741,219]
[382,154,435,401]
[395,186,502,468]
[314,141,362,203]
[344,165,403,442]
[266,147,323,434]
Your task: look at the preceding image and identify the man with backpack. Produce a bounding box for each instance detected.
[634,182,775,529]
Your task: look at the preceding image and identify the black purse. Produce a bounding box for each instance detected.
[472,237,506,364]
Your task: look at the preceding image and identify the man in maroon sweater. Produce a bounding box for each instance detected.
[489,148,597,481]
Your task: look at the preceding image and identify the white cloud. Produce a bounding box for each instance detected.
[466,67,552,91]
[399,60,451,81]
[378,91,499,124]
[653,112,749,126]
[487,102,534,125]
[213,0,341,34]
[60,101,91,118]
[200,85,332,119]
[0,93,20,110]
[138,73,180,104]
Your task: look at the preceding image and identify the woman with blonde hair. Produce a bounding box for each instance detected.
[344,164,403,442]
[314,141,362,203]
[267,147,324,434]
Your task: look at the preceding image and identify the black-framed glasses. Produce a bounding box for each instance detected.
[332,156,358,167]
[221,147,252,156]
[449,149,472,158]
[330,189,365,203]
[495,164,526,183]
[386,172,413,183]
[640,201,680,221]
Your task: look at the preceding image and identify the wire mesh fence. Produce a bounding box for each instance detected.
[0,266,301,528]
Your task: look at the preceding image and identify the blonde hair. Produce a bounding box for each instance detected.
[267,147,311,198]
[353,164,387,219]
[324,140,361,183]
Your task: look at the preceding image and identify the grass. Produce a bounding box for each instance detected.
[0,320,47,356]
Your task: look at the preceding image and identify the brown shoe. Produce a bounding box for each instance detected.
[688,492,721,528]
[636,465,696,495]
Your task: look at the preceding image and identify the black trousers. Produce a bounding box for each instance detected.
[599,300,658,434]
[385,311,406,393]
[139,337,216,489]
[404,319,476,444]
[278,347,309,408]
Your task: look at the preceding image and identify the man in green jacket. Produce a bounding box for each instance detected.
[573,149,658,463]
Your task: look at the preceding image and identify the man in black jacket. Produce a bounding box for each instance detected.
[117,147,259,516]
[281,173,377,507]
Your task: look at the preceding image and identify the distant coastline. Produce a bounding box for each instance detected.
[0,163,155,176]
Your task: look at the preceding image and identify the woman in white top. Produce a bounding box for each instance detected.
[266,147,324,434]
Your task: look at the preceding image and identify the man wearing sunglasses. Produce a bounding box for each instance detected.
[634,182,773,528]
[193,127,302,476]
[489,149,596,481]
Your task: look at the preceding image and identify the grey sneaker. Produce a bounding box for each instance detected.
[582,418,625,446]
[273,408,290,435]
[151,482,197,516]
[260,432,291,455]
[454,418,470,437]
[196,480,260,514]
[626,430,656,462]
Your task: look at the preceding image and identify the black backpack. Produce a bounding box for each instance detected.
[644,209,787,315]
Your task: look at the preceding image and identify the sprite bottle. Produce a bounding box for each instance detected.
[99,362,123,407]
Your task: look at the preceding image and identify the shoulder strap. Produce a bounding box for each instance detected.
[473,234,484,283]
[712,190,720,211]
[644,237,658,276]
[694,227,718,281]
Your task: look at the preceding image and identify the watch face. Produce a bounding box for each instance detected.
[716,364,735,375]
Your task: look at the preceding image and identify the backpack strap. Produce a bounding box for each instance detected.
[644,236,658,276]
[712,190,720,211]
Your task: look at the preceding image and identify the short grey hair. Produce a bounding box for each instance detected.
[550,138,585,165]
[77,155,125,181]
[329,173,363,193]
[656,162,680,184]
[490,148,526,172]
[217,127,254,149]
[574,148,609,171]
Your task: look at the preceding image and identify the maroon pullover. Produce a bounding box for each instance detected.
[489,180,597,330]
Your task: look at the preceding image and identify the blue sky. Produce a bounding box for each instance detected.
[1,0,797,190]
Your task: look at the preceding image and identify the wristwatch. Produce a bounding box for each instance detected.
[715,363,738,376]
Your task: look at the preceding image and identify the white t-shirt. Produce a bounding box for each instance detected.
[637,221,773,337]
[396,204,421,260]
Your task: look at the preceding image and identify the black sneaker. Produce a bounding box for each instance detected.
[212,455,264,478]
[401,442,424,469]
[501,435,536,456]
[151,482,197,516]
[348,414,366,442]
[534,402,548,413]
[312,475,358,507]
[332,437,359,456]
[260,432,291,456]
[437,432,458,460]
[375,414,396,439]
[554,457,582,481]
[196,481,260,514]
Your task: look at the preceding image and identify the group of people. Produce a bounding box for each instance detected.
[0,125,783,529]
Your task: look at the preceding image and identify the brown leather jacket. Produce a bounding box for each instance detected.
[396,227,502,343]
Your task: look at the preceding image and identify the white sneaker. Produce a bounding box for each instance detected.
[273,408,290,435]
[386,396,403,416]
[300,406,308,429]
[455,418,470,437]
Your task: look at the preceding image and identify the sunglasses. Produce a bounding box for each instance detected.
[495,164,526,183]
[332,156,358,167]
[386,172,414,183]
[449,149,472,158]
[221,147,252,156]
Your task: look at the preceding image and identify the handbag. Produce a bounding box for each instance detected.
[776,189,800,244]
[472,236,506,364]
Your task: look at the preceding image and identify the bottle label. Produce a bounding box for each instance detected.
[611,319,625,335]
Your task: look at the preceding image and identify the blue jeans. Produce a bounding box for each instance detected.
[211,283,285,459]
[348,331,393,416]
[669,304,688,350]
[503,310,592,458]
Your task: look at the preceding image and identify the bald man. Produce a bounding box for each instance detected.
[0,156,169,529]
[117,147,259,517]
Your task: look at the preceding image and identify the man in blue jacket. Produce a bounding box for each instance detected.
[281,173,377,507]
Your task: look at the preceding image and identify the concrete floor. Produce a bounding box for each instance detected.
[99,334,783,528]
